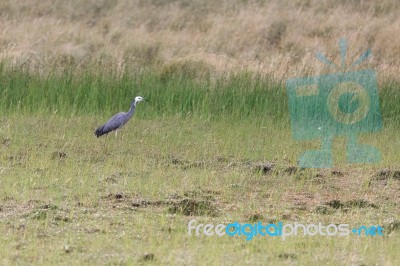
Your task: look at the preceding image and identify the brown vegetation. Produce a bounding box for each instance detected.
[0,0,399,81]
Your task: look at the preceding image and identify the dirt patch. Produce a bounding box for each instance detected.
[373,169,400,181]
[286,192,316,212]
[324,199,378,211]
[168,156,190,166]
[139,253,155,262]
[103,189,221,217]
[168,198,218,217]
[20,204,71,223]
[129,197,219,216]
[382,218,400,234]
[240,160,299,176]
[103,192,134,202]
[278,253,298,260]
[248,212,264,222]
[2,137,11,146]
[131,199,167,208]
[51,151,67,159]
[162,155,302,176]
[253,162,275,174]
[314,205,332,215]
[183,189,220,201]
[331,170,344,177]
[162,155,207,170]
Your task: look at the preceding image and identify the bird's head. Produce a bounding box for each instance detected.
[134,96,147,103]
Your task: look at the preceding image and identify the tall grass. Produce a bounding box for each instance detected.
[0,63,288,121]
[0,63,399,126]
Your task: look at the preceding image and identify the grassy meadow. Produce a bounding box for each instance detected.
[0,0,400,265]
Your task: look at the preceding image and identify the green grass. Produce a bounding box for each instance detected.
[0,63,288,120]
[0,65,399,265]
[0,62,399,124]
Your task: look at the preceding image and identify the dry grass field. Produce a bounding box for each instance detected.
[0,0,400,81]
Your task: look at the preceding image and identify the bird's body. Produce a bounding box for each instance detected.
[95,96,146,138]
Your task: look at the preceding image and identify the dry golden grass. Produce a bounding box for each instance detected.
[0,0,399,81]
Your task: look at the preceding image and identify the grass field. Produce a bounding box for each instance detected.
[0,66,399,265]
[0,0,400,265]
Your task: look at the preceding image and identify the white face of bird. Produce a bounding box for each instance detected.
[134,96,147,102]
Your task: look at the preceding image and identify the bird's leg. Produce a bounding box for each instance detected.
[115,130,118,138]
[103,133,108,153]
[120,128,124,140]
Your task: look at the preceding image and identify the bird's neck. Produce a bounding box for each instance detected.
[127,100,136,117]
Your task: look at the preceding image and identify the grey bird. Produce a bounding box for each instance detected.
[94,96,147,137]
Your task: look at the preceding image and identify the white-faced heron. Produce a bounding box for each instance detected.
[94,96,147,137]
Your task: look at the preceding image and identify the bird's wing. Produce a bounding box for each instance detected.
[101,112,127,133]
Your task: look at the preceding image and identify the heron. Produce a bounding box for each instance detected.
[94,96,147,138]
